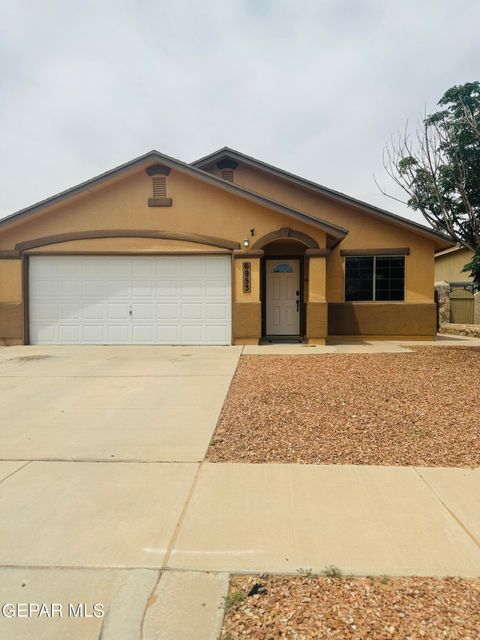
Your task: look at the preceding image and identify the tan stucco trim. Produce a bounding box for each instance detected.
[340,247,410,256]
[305,248,330,256]
[328,302,436,336]
[15,229,240,253]
[0,302,23,340]
[232,249,265,258]
[232,302,261,339]
[306,302,328,339]
[252,227,320,250]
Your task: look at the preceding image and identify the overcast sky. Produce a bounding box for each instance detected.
[0,0,479,224]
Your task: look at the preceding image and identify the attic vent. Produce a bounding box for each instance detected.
[153,176,167,197]
[216,158,238,183]
[221,168,234,182]
[145,163,172,207]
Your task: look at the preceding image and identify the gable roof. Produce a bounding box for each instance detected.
[0,150,348,247]
[192,146,455,251]
[435,244,471,258]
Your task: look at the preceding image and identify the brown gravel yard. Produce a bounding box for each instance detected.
[221,575,480,639]
[208,347,480,467]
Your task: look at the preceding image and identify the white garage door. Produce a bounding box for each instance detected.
[29,255,231,345]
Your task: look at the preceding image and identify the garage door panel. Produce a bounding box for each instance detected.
[83,326,105,342]
[107,303,130,320]
[206,280,228,297]
[32,325,57,342]
[58,281,82,297]
[157,325,179,342]
[207,325,229,344]
[157,303,179,320]
[182,303,203,320]
[156,260,179,275]
[181,326,204,343]
[83,303,106,320]
[31,302,58,321]
[157,281,178,297]
[107,325,130,342]
[106,258,132,275]
[131,259,157,276]
[32,280,59,297]
[206,303,228,320]
[206,259,228,275]
[182,281,204,297]
[107,281,130,298]
[132,325,155,343]
[132,303,155,320]
[83,281,107,297]
[181,258,205,275]
[131,281,154,297]
[29,256,231,345]
[82,258,107,276]
[58,303,82,320]
[58,325,82,343]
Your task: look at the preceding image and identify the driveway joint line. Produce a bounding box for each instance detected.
[138,460,206,638]
[0,461,32,486]
[414,467,480,550]
[161,461,205,572]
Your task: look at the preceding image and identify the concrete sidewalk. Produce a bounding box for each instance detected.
[0,462,479,638]
[170,464,480,576]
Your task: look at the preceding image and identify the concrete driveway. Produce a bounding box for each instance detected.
[0,345,241,639]
[0,345,240,462]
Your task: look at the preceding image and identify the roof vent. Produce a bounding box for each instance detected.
[146,164,172,207]
[221,168,234,182]
[216,158,238,183]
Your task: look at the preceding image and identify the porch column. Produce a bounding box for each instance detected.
[0,258,24,346]
[306,249,329,345]
[232,250,263,345]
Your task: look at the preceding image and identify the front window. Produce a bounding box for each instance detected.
[345,256,405,301]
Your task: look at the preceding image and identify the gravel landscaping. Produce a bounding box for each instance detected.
[221,574,480,639]
[208,347,480,466]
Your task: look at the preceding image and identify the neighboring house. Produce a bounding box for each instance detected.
[435,245,474,285]
[0,147,453,346]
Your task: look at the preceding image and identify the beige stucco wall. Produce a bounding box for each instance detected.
[0,166,326,300]
[0,260,22,302]
[0,169,326,252]
[0,157,444,342]
[435,248,473,283]
[228,164,436,304]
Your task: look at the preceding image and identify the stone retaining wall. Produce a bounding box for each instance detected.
[439,323,480,338]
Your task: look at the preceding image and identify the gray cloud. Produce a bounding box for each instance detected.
[0,0,479,225]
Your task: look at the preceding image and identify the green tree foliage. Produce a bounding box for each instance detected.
[381,82,480,287]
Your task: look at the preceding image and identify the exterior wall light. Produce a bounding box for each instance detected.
[243,238,250,248]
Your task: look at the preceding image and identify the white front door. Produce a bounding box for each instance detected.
[29,255,231,345]
[266,259,300,335]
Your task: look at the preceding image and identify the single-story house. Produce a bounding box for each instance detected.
[435,245,474,286]
[0,147,454,346]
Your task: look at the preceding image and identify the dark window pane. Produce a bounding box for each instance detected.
[375,257,405,301]
[345,257,373,301]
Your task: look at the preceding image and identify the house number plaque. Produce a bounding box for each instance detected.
[242,261,251,293]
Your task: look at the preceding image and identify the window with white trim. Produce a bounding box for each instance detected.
[345,256,405,301]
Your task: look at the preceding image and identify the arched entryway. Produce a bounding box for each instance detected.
[254,228,319,342]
